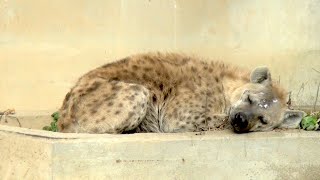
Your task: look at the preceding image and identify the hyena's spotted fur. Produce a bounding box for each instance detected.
[57,52,304,134]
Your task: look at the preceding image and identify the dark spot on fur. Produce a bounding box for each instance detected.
[164,93,169,100]
[91,109,97,114]
[156,70,161,76]
[86,81,102,93]
[144,67,152,71]
[191,66,197,72]
[142,74,149,81]
[127,95,135,101]
[159,84,164,91]
[132,65,139,70]
[130,72,137,77]
[108,102,114,106]
[194,116,199,120]
[217,87,223,93]
[119,103,123,107]
[116,159,122,163]
[206,117,212,121]
[121,123,130,131]
[78,89,85,95]
[123,69,129,73]
[82,118,88,122]
[215,76,219,82]
[152,95,157,103]
[147,57,156,64]
[115,110,121,115]
[127,112,135,119]
[59,123,65,130]
[65,92,71,101]
[109,77,120,82]
[92,99,99,104]
[208,68,213,73]
[164,73,170,79]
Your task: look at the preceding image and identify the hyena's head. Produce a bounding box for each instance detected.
[229,67,305,133]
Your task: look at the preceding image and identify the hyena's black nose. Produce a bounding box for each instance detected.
[231,112,249,132]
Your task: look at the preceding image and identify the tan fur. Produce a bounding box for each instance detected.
[57,52,288,133]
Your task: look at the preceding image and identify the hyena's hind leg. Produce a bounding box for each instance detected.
[57,79,150,134]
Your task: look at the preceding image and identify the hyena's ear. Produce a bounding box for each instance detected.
[278,110,306,129]
[250,67,271,85]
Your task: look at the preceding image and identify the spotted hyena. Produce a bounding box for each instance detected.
[57,52,305,134]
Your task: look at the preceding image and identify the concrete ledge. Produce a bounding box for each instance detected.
[1,125,320,179]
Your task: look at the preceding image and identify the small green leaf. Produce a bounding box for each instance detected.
[51,111,60,121]
[42,126,52,131]
[301,116,319,131]
[43,111,60,132]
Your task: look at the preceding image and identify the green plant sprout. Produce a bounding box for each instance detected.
[300,111,320,131]
[42,111,59,132]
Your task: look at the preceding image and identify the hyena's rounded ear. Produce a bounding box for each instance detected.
[250,67,271,85]
[278,110,306,129]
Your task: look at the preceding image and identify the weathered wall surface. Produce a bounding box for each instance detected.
[0,0,319,110]
[1,126,320,179]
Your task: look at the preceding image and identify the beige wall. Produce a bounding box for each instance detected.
[1,0,319,111]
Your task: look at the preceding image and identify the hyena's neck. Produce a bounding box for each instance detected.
[219,65,251,106]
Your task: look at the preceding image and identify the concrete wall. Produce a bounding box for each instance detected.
[1,0,319,111]
[1,125,320,179]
